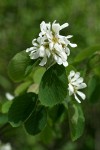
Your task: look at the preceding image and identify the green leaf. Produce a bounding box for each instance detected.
[74,45,100,63]
[0,75,12,90]
[0,113,8,125]
[27,83,39,94]
[14,81,32,95]
[1,101,12,114]
[39,64,67,106]
[68,101,85,141]
[89,77,100,103]
[40,125,54,144]
[33,67,46,84]
[8,93,37,127]
[8,50,36,82]
[24,106,47,135]
[87,76,97,100]
[48,104,65,122]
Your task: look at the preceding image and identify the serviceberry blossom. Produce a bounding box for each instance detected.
[0,143,12,150]
[68,70,87,103]
[26,21,77,67]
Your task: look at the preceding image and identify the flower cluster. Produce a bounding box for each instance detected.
[26,21,77,67]
[26,21,87,103]
[68,70,87,103]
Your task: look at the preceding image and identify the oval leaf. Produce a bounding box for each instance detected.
[24,106,47,135]
[8,93,37,127]
[8,50,36,82]
[68,101,85,141]
[39,64,67,106]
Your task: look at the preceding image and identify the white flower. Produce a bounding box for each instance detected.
[0,143,12,150]
[26,21,77,67]
[5,92,14,101]
[68,70,87,103]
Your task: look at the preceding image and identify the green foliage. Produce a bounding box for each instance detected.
[0,114,8,125]
[87,76,100,103]
[27,83,39,94]
[87,76,97,100]
[8,50,36,82]
[14,81,32,95]
[8,93,37,127]
[1,101,12,114]
[0,0,100,149]
[68,101,85,141]
[0,75,12,90]
[74,45,100,63]
[39,64,67,106]
[24,106,47,135]
[66,65,76,75]
[48,104,65,122]
[40,125,54,144]
[33,67,46,84]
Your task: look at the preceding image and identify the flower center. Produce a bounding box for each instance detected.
[52,37,58,43]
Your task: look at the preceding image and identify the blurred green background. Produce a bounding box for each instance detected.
[0,0,100,150]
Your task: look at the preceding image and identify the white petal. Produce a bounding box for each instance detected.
[69,90,73,96]
[60,23,69,30]
[39,32,42,37]
[53,54,57,61]
[46,30,52,39]
[30,48,37,54]
[74,72,80,79]
[59,36,67,44]
[74,94,81,103]
[53,20,56,24]
[39,46,45,57]
[66,35,73,39]
[40,21,51,34]
[76,83,87,89]
[5,93,14,101]
[40,21,46,32]
[72,81,79,86]
[68,83,74,93]
[26,48,30,52]
[32,39,36,45]
[30,51,39,59]
[69,43,77,47]
[76,77,83,84]
[71,72,80,82]
[62,37,69,45]
[49,42,54,50]
[46,49,51,57]
[39,56,47,66]
[65,47,70,56]
[52,23,60,34]
[46,22,51,30]
[59,51,67,61]
[54,43,61,52]
[69,70,75,79]
[37,37,41,43]
[63,61,68,67]
[54,55,63,65]
[26,47,34,52]
[76,91,86,100]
